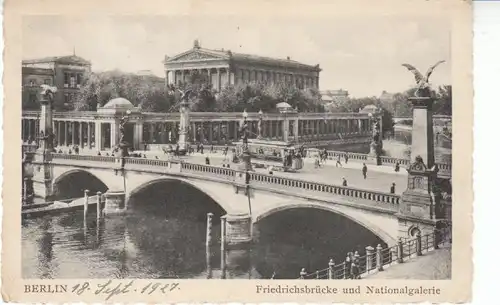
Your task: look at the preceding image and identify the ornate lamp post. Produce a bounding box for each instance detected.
[239,109,253,171]
[117,109,132,158]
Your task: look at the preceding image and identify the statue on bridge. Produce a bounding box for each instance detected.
[402,60,446,98]
[372,120,381,143]
[40,84,57,104]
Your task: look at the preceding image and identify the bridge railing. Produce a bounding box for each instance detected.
[248,171,401,208]
[181,162,236,180]
[297,226,452,280]
[51,153,117,163]
[125,157,173,168]
[305,148,450,173]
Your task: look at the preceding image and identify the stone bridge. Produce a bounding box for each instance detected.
[29,153,448,247]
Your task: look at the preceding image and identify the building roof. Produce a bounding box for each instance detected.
[321,89,349,96]
[22,67,54,76]
[165,40,321,71]
[321,94,334,102]
[22,55,91,65]
[359,104,380,114]
[102,97,134,109]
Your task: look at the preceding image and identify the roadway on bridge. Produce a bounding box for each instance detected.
[58,148,408,194]
[142,150,409,195]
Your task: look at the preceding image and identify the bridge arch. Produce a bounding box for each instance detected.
[126,177,232,221]
[52,169,110,201]
[254,203,397,246]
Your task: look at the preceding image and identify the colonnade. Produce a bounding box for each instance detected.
[165,67,319,92]
[22,115,372,150]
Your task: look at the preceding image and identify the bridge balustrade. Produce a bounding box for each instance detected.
[248,171,400,208]
[124,157,172,168]
[379,156,410,166]
[181,162,236,179]
[51,153,117,163]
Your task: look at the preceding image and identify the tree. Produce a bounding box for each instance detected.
[69,70,173,112]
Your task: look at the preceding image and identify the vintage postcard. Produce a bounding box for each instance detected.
[2,0,472,303]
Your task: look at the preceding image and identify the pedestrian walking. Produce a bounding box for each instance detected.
[345,253,352,278]
[350,261,360,279]
[390,182,396,194]
[268,165,274,175]
[315,157,321,168]
[395,162,400,172]
[344,153,348,164]
[336,155,343,167]
[205,156,210,165]
[342,177,347,187]
[200,143,204,154]
[362,163,368,179]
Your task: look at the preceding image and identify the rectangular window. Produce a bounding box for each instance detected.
[77,74,82,85]
[44,79,51,85]
[70,75,76,88]
[29,80,35,87]
[64,72,69,87]
[64,94,70,104]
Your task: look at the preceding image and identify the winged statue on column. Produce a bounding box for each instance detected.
[401,60,446,97]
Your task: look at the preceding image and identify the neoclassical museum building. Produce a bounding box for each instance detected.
[164,40,322,91]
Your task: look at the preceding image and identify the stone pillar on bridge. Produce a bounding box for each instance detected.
[398,95,442,239]
[104,190,126,215]
[221,214,252,248]
[32,86,57,199]
[177,97,191,154]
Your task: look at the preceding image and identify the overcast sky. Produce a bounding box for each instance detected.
[23,15,451,97]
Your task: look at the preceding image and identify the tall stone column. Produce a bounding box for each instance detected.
[63,121,68,146]
[294,117,299,142]
[87,122,92,148]
[110,122,117,149]
[95,122,102,151]
[32,87,57,199]
[79,122,84,147]
[28,120,33,140]
[177,99,190,154]
[134,120,143,149]
[398,95,440,239]
[208,122,213,144]
[71,122,76,146]
[217,68,221,92]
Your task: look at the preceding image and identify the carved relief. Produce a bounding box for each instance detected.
[414,177,423,189]
[409,155,427,172]
[174,51,221,61]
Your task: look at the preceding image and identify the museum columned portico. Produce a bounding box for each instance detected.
[21,98,374,151]
[164,40,321,91]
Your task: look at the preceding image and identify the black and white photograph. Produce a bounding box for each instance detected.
[18,12,456,282]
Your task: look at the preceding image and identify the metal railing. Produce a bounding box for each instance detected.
[297,226,452,279]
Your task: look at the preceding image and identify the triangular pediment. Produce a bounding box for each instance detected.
[166,48,229,63]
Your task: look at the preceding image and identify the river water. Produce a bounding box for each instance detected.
[22,129,451,279]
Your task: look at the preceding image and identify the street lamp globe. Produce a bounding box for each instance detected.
[126,109,132,115]
[258,109,263,117]
[243,109,248,119]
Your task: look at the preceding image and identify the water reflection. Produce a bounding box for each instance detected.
[23,201,388,279]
